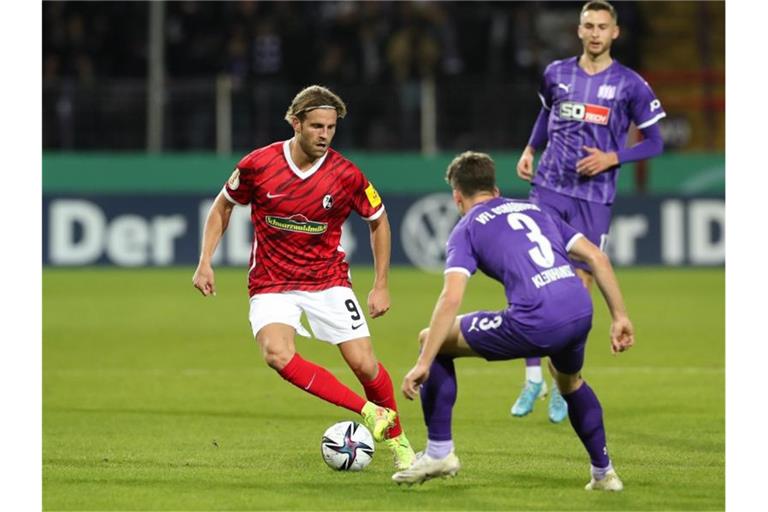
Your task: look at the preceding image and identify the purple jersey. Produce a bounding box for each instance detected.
[445,197,592,330]
[533,57,666,204]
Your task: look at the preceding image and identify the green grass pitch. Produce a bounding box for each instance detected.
[43,267,723,510]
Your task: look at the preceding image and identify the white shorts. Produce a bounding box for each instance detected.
[248,286,371,344]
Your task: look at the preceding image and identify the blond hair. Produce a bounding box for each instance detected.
[284,85,347,124]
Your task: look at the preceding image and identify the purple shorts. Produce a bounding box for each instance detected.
[460,309,592,375]
[530,186,612,272]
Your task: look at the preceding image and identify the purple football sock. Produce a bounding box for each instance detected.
[419,355,457,442]
[562,381,610,468]
[526,357,541,367]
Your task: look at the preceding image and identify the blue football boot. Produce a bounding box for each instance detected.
[548,381,569,423]
[510,380,548,417]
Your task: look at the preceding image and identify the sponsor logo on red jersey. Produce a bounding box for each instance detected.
[559,101,611,125]
[265,214,328,235]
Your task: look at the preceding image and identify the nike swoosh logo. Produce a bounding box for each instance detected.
[267,192,287,199]
[351,323,364,330]
[304,373,316,390]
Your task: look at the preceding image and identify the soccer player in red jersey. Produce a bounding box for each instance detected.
[192,85,415,469]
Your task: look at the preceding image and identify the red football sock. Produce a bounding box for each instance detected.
[278,353,366,414]
[361,362,403,438]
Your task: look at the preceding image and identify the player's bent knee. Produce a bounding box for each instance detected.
[556,373,583,395]
[256,326,296,371]
[261,345,295,371]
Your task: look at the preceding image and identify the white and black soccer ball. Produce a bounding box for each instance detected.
[320,421,375,471]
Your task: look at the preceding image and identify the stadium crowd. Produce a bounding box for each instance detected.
[43,1,644,150]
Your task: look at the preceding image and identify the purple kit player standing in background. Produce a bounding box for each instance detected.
[513,0,665,423]
[392,152,634,490]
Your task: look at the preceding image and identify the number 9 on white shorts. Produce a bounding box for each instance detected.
[248,286,371,344]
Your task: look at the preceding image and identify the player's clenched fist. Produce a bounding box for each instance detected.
[609,316,634,354]
[401,364,430,400]
[192,263,216,296]
[367,286,391,318]
[516,147,535,181]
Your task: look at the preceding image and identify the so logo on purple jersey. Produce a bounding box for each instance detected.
[467,314,502,333]
[559,101,611,125]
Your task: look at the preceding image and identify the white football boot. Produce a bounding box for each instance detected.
[585,469,624,491]
[392,450,461,485]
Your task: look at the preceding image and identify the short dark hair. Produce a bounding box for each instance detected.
[581,1,617,23]
[445,151,496,197]
[284,85,347,124]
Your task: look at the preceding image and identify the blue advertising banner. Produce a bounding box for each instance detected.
[42,194,724,268]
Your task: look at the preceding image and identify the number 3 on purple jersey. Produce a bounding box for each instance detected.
[506,213,555,268]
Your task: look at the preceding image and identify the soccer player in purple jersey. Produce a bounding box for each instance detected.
[392,152,634,490]
[513,0,664,422]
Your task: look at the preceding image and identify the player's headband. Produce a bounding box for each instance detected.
[292,105,346,119]
[295,105,340,115]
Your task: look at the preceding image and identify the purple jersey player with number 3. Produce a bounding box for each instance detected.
[513,1,665,423]
[392,152,634,490]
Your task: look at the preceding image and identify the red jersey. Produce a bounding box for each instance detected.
[222,140,384,296]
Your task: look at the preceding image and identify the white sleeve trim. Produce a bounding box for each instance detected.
[537,92,551,111]
[363,205,385,222]
[565,233,585,252]
[636,111,666,129]
[222,186,248,205]
[444,267,472,277]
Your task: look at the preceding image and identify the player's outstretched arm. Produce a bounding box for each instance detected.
[402,272,468,399]
[568,237,635,354]
[367,210,391,318]
[193,192,235,297]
